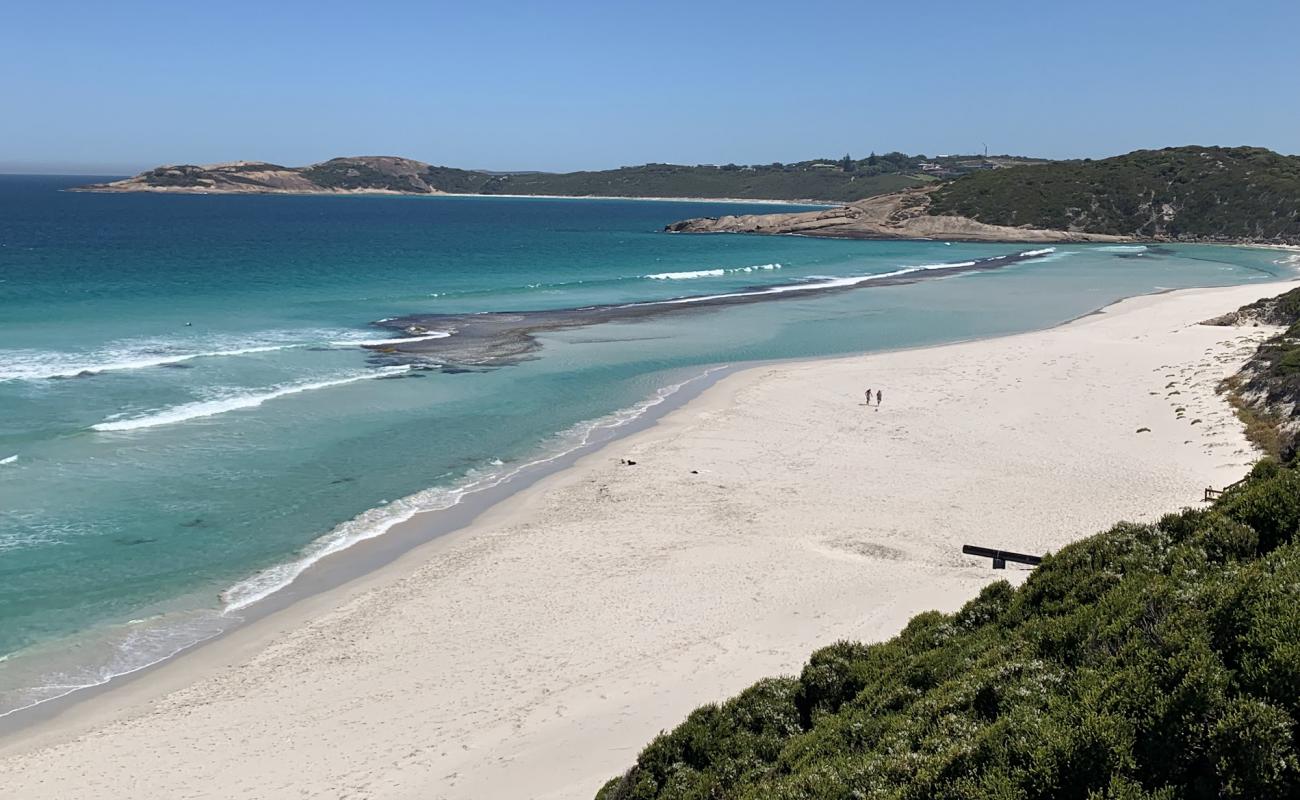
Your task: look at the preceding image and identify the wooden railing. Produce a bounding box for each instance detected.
[1204,475,1249,502]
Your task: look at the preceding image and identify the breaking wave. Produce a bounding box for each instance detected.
[644,250,1054,306]
[0,343,298,382]
[91,367,411,432]
[0,325,432,384]
[331,332,452,347]
[645,263,782,280]
[218,364,728,611]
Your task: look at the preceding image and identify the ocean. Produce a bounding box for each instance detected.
[0,174,1292,718]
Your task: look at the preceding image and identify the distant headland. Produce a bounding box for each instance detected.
[77,146,1300,245]
[73,152,1045,201]
[667,146,1300,245]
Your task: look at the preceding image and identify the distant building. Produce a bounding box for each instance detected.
[918,161,956,177]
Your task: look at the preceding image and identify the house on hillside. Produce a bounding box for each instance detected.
[919,162,955,177]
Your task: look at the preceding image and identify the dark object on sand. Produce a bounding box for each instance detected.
[962,544,1043,569]
[620,459,637,466]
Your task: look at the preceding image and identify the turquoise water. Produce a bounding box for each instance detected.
[0,174,1292,715]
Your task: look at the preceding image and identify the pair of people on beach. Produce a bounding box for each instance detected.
[865,388,882,406]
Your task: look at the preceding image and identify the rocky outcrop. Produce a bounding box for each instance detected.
[77,157,450,195]
[1203,287,1300,328]
[666,187,1134,243]
[1210,286,1300,460]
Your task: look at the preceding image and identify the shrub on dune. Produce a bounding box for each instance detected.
[597,461,1300,800]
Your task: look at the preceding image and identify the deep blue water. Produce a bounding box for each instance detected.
[0,174,1291,715]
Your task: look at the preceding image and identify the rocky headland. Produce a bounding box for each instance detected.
[77,156,450,195]
[664,187,1132,243]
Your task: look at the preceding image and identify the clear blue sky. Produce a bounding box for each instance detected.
[3,0,1298,173]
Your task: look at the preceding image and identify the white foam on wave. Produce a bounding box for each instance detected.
[0,324,403,384]
[91,367,410,432]
[218,364,729,612]
[1020,249,1075,264]
[0,322,464,383]
[0,609,230,720]
[330,332,452,347]
[0,343,298,382]
[0,455,16,465]
[647,268,725,280]
[636,250,1052,307]
[645,263,781,280]
[643,262,976,306]
[1096,245,1149,253]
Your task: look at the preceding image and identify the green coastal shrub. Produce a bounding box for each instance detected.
[596,463,1300,800]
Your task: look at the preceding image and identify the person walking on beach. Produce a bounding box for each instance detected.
[864,388,872,406]
[876,389,883,406]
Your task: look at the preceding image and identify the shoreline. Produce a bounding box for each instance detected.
[69,185,834,207]
[0,255,1169,728]
[0,362,742,730]
[2,243,1283,729]
[1,279,1295,798]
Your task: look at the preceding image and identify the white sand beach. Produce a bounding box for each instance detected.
[0,279,1292,799]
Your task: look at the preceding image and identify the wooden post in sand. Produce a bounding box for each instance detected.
[962,544,1043,569]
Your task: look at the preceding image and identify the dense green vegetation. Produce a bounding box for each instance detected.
[473,163,924,202]
[464,154,1040,201]
[597,459,1300,800]
[300,159,436,193]
[1225,286,1300,460]
[111,153,1047,202]
[928,146,1300,242]
[135,165,208,187]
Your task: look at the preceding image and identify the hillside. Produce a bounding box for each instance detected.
[1209,283,1300,460]
[928,146,1300,242]
[666,147,1300,244]
[75,153,1044,202]
[77,157,456,195]
[596,457,1300,800]
[665,187,1130,243]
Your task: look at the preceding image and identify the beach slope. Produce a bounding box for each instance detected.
[0,280,1291,799]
